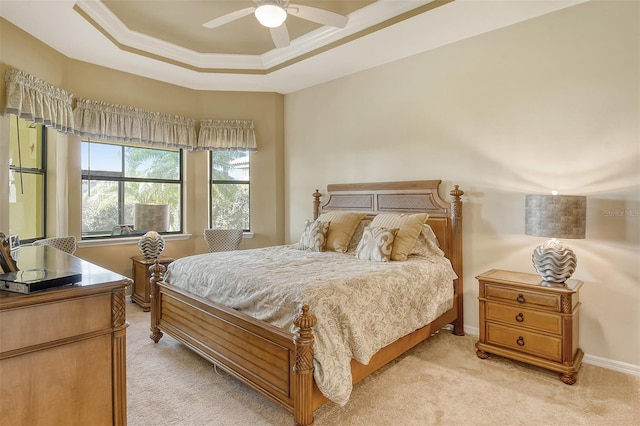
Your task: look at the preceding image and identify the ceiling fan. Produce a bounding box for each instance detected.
[202,0,349,49]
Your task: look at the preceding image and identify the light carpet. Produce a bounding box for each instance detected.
[126,300,639,425]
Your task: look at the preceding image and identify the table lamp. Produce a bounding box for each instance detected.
[134,203,170,233]
[525,193,586,284]
[135,203,168,293]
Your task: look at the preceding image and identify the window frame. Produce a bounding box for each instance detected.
[209,150,251,232]
[80,140,184,239]
[8,116,47,244]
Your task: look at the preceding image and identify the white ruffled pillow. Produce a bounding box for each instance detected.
[410,224,444,257]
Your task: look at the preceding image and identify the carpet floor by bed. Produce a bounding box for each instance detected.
[126,299,639,426]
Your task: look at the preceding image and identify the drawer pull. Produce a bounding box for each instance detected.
[515,312,524,322]
[516,293,526,304]
[516,336,525,346]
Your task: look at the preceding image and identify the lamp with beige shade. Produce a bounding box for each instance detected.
[525,193,587,284]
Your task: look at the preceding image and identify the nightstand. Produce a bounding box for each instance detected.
[131,255,174,311]
[475,269,583,384]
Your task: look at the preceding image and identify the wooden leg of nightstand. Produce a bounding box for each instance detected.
[560,372,577,385]
[476,349,489,359]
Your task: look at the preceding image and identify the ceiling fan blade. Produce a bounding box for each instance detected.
[202,7,255,29]
[270,24,290,48]
[286,4,348,28]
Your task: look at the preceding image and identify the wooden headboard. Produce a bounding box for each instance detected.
[312,180,464,333]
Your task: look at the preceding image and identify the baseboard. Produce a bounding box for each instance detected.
[582,353,640,376]
[461,325,640,377]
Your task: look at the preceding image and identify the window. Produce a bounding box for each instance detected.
[81,141,183,238]
[210,150,250,231]
[8,115,46,243]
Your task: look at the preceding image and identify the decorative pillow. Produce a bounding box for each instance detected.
[355,227,398,262]
[316,211,367,253]
[347,219,372,253]
[370,213,428,261]
[421,224,440,247]
[297,220,330,252]
[410,225,444,258]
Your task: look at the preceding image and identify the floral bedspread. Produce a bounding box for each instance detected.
[164,245,456,406]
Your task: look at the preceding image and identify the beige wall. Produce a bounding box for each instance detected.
[1,1,638,370]
[0,19,285,278]
[284,1,639,367]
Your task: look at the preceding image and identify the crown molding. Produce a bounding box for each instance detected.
[74,0,437,72]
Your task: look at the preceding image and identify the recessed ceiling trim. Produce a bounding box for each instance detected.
[74,0,439,72]
[74,1,265,69]
[261,0,438,67]
[0,0,589,93]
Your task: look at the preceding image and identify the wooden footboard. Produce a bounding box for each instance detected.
[149,180,464,426]
[150,276,304,413]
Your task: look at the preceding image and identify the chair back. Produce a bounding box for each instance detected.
[203,229,243,253]
[33,236,77,254]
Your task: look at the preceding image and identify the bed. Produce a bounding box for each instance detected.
[149,180,464,425]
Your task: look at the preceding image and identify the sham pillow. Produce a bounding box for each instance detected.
[410,224,444,258]
[316,211,367,253]
[297,220,330,252]
[355,227,398,262]
[421,223,440,247]
[347,219,372,253]
[370,213,428,261]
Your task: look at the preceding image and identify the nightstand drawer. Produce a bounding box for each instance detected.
[486,302,562,334]
[486,322,562,362]
[484,283,560,312]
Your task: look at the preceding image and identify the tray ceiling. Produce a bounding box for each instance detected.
[0,1,588,93]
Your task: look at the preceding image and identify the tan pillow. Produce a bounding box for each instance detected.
[316,211,367,253]
[370,213,428,261]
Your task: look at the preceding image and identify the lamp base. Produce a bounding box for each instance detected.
[138,231,165,259]
[532,238,577,284]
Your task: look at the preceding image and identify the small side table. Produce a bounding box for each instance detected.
[475,269,583,384]
[131,255,174,311]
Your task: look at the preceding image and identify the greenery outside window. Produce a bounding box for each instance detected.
[8,115,46,243]
[81,141,183,239]
[210,150,250,231]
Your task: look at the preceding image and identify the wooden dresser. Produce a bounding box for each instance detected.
[475,269,583,384]
[0,246,132,425]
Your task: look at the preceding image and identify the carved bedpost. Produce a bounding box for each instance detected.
[149,259,166,343]
[450,185,465,336]
[111,284,129,426]
[312,190,321,220]
[293,305,317,426]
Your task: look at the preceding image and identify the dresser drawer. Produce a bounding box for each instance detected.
[486,302,562,334]
[0,293,112,353]
[486,322,562,362]
[484,283,561,312]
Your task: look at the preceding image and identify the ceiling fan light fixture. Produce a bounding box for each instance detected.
[254,4,287,28]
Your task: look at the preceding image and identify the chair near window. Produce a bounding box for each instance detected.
[32,236,77,255]
[203,229,243,253]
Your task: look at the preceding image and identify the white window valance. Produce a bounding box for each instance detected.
[4,69,74,133]
[73,98,196,149]
[197,119,257,151]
